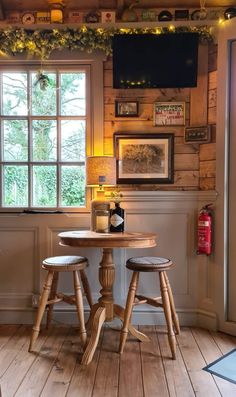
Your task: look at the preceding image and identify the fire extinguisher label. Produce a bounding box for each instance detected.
[198,220,210,227]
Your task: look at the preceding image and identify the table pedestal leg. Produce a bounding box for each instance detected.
[81,248,115,364]
[98,248,115,321]
[81,306,106,365]
[114,304,150,343]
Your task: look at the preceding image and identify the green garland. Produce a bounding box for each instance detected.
[0,25,213,59]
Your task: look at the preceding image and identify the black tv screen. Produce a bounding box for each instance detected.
[112,33,199,89]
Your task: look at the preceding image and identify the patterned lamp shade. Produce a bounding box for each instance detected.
[86,156,116,187]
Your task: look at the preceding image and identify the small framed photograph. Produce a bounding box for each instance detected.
[114,132,174,184]
[115,101,139,117]
[154,102,185,126]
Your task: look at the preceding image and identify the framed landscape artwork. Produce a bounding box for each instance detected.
[114,132,174,184]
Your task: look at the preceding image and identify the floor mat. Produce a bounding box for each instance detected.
[203,348,236,384]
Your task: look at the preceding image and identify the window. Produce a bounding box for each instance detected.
[0,66,90,210]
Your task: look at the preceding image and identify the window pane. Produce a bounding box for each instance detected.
[31,72,56,116]
[61,165,85,207]
[3,165,28,206]
[61,120,85,161]
[60,73,86,116]
[3,120,28,161]
[3,73,27,115]
[33,166,57,206]
[32,120,57,161]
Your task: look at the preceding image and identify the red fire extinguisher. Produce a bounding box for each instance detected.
[197,204,213,255]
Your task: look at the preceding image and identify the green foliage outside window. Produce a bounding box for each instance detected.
[2,70,87,208]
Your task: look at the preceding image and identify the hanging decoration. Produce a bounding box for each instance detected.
[199,0,208,20]
[34,70,50,90]
[0,25,213,60]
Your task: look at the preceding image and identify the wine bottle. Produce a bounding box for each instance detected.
[110,202,125,232]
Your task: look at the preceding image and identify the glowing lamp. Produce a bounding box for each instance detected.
[86,156,116,231]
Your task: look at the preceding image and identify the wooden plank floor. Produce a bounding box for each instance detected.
[0,325,236,397]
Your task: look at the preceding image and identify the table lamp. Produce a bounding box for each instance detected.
[86,156,116,231]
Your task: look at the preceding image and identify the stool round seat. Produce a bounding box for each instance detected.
[43,255,88,271]
[126,256,172,272]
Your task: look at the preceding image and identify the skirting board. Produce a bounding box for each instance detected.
[0,307,217,330]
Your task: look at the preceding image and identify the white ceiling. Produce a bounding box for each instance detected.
[2,0,236,12]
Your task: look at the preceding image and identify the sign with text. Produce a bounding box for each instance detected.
[154,102,185,126]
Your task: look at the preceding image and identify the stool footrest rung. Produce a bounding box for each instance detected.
[56,293,76,305]
[135,294,163,308]
[47,297,63,305]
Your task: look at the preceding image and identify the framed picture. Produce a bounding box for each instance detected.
[154,102,185,126]
[115,100,139,117]
[114,132,174,184]
[185,126,211,143]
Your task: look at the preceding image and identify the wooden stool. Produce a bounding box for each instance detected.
[29,255,93,352]
[119,256,180,359]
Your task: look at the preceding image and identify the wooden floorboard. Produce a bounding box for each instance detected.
[0,325,235,397]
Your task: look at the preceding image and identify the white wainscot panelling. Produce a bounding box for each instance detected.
[0,228,38,315]
[119,210,197,326]
[0,191,217,328]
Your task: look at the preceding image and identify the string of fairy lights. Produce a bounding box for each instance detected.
[0,25,215,60]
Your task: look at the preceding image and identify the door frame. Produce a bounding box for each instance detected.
[215,17,236,334]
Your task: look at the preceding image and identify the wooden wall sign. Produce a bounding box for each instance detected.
[185,126,211,143]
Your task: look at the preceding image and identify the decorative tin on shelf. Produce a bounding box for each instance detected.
[101,11,116,23]
[141,9,156,21]
[68,11,83,23]
[85,11,100,23]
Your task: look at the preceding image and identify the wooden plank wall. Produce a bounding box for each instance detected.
[103,42,217,191]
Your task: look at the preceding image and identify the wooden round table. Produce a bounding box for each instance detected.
[59,230,157,365]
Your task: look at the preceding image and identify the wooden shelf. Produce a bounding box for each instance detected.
[0,20,219,30]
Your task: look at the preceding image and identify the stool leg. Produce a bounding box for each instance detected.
[79,268,93,309]
[29,270,54,352]
[46,271,59,329]
[119,271,139,354]
[159,271,176,359]
[164,272,180,335]
[73,270,87,346]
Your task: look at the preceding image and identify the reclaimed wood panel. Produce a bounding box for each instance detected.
[200,143,216,161]
[200,160,216,178]
[209,71,217,90]
[103,42,217,191]
[175,153,199,171]
[200,177,216,190]
[190,44,208,126]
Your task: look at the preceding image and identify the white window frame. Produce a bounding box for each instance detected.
[0,51,105,213]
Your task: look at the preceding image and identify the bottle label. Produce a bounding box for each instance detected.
[110,213,124,227]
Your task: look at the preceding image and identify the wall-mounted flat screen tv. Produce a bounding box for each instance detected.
[112,33,199,89]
